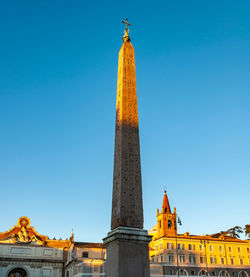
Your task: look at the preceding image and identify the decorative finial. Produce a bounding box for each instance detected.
[121,18,132,42]
[164,190,166,194]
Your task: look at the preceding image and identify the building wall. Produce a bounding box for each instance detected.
[64,244,106,277]
[149,234,250,277]
[0,243,64,259]
[0,243,64,277]
[0,263,63,277]
[150,236,250,267]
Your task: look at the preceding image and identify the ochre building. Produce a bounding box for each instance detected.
[149,191,250,277]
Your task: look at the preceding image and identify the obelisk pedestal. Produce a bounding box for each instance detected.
[104,227,151,277]
[103,21,151,277]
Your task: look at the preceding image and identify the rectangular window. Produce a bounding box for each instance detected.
[188,244,195,251]
[151,256,155,262]
[178,243,185,250]
[247,248,250,254]
[221,257,225,264]
[209,245,213,252]
[240,258,244,265]
[228,246,232,253]
[189,255,196,264]
[160,254,163,263]
[214,257,217,264]
[210,257,214,264]
[156,256,159,263]
[238,247,241,253]
[200,257,204,263]
[179,255,185,263]
[167,243,174,250]
[156,245,158,251]
[82,252,88,258]
[230,258,234,265]
[168,254,173,263]
[160,243,163,250]
[93,265,99,273]
[219,246,223,252]
[199,245,203,251]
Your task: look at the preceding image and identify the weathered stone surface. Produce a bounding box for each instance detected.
[104,227,151,277]
[104,32,151,277]
[111,39,143,230]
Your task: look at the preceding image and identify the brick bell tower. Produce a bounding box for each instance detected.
[157,190,177,238]
[103,19,151,277]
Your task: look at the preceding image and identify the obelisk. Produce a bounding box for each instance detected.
[103,19,151,277]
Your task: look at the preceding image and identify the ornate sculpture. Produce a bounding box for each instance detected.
[10,217,38,243]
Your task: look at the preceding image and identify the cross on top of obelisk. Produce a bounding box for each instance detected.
[121,18,132,32]
[121,18,132,42]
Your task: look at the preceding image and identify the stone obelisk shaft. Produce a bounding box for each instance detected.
[111,38,143,230]
[103,30,151,277]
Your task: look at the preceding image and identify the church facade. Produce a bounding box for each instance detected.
[0,216,70,277]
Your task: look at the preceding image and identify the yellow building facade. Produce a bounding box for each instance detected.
[149,191,250,277]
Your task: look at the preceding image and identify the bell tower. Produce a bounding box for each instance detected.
[157,190,177,238]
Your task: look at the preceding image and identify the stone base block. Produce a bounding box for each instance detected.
[103,227,152,277]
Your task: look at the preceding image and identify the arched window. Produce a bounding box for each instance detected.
[238,271,248,277]
[177,269,188,276]
[198,270,209,276]
[219,270,230,277]
[8,268,27,277]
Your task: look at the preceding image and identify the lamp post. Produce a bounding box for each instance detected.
[200,239,209,275]
[175,214,182,277]
[223,242,229,276]
[175,230,179,277]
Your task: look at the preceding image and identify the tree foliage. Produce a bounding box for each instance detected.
[224,226,243,238]
[245,224,250,238]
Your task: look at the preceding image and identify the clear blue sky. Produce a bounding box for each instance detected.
[0,0,249,242]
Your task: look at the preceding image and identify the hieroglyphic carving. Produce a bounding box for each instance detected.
[111,39,143,229]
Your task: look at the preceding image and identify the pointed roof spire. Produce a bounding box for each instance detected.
[162,190,171,214]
